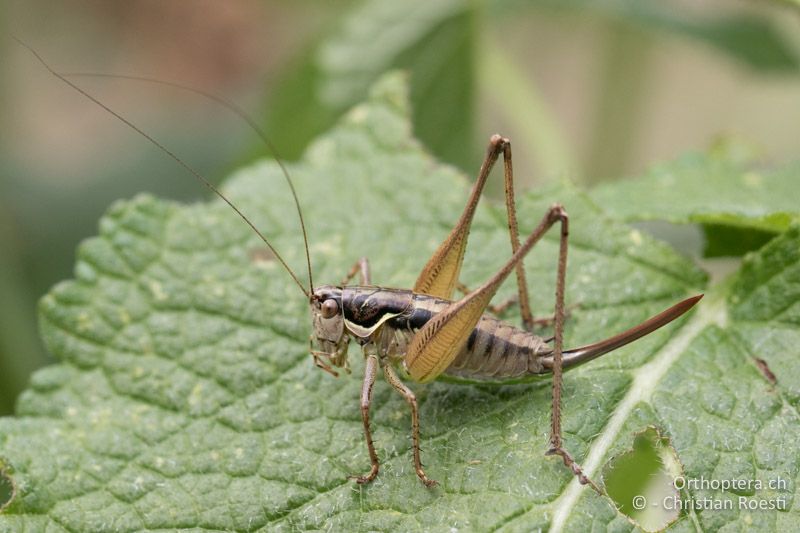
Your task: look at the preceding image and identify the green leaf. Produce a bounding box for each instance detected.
[531,0,800,72]
[1,73,798,531]
[558,225,800,532]
[591,147,800,256]
[263,0,798,182]
[265,0,478,171]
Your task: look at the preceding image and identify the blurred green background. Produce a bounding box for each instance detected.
[1,0,799,416]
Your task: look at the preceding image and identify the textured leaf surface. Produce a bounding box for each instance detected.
[592,149,800,231]
[591,149,800,256]
[557,226,800,532]
[0,74,797,531]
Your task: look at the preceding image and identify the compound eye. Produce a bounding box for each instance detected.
[321,299,339,319]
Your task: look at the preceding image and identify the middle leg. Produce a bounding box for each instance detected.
[540,205,602,494]
[403,203,601,492]
[383,364,437,487]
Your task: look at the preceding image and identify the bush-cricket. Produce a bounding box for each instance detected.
[17,36,702,493]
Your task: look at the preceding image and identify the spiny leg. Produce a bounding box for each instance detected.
[406,203,602,490]
[349,353,380,484]
[435,135,535,327]
[342,259,380,484]
[443,135,535,329]
[412,134,534,332]
[406,204,579,383]
[383,364,437,487]
[341,257,371,285]
[542,206,602,494]
[494,136,535,331]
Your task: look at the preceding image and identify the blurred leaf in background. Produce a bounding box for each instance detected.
[0,0,345,416]
[263,0,800,180]
[1,0,799,421]
[592,141,800,257]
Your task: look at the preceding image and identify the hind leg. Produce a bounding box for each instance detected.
[541,205,601,494]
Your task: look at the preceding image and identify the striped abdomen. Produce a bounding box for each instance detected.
[445,313,552,381]
[341,287,552,382]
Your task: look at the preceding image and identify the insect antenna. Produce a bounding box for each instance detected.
[58,72,315,295]
[13,35,312,298]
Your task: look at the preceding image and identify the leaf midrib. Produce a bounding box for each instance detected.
[544,292,728,532]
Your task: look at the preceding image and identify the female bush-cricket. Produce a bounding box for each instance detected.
[18,37,702,493]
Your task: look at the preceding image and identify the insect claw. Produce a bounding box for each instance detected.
[320,365,339,378]
[311,350,342,377]
[416,471,438,487]
[546,446,603,495]
[312,357,339,377]
[348,465,379,484]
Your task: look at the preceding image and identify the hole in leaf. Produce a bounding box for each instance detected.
[602,426,682,532]
[0,465,14,512]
